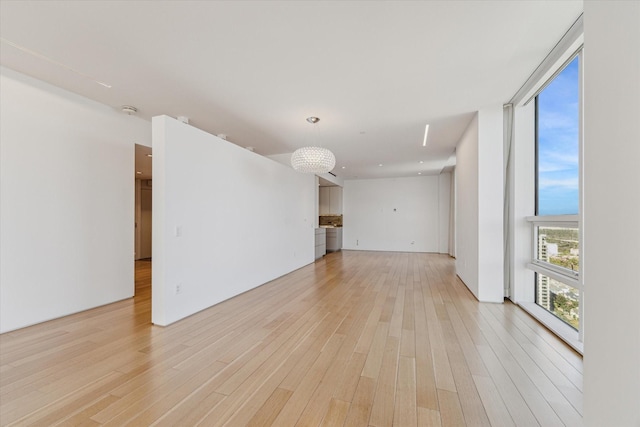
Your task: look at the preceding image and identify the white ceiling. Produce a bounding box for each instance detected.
[0,1,582,179]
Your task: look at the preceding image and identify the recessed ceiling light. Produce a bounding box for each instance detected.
[422,124,430,147]
[342,166,346,169]
[378,164,383,167]
[418,172,422,175]
[419,160,424,164]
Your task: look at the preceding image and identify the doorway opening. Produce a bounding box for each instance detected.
[135,144,152,297]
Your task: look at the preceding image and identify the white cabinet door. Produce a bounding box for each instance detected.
[329,186,343,214]
[315,228,326,259]
[326,230,337,251]
[320,186,343,215]
[326,228,343,252]
[319,187,330,215]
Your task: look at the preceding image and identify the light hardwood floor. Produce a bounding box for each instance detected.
[0,252,583,426]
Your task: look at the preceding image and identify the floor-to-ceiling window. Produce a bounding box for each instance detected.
[529,54,583,335]
[508,16,584,352]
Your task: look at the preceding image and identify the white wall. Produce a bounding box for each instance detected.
[583,2,640,425]
[455,108,504,302]
[477,107,505,302]
[509,102,536,303]
[456,115,480,295]
[342,176,443,253]
[438,172,452,254]
[449,169,456,257]
[152,116,316,326]
[0,67,151,333]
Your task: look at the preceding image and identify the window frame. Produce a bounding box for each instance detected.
[528,50,584,341]
[507,16,583,352]
[526,215,580,287]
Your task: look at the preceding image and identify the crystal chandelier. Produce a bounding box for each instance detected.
[291,117,336,174]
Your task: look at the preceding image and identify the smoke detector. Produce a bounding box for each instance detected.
[121,105,137,115]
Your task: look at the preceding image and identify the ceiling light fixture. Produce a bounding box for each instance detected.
[291,117,336,174]
[122,105,137,115]
[422,124,430,147]
[1,38,112,88]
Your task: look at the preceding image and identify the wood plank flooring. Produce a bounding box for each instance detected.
[0,252,583,426]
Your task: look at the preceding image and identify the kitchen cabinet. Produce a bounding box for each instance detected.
[326,228,342,252]
[315,228,326,259]
[319,186,342,215]
[319,187,330,215]
[329,187,342,215]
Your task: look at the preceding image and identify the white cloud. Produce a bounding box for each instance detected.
[538,108,578,132]
[538,151,578,172]
[538,177,578,190]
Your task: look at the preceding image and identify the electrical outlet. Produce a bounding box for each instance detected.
[175,283,182,294]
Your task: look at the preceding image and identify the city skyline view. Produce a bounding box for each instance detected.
[537,227,580,329]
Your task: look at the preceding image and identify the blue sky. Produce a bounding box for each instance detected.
[537,57,579,215]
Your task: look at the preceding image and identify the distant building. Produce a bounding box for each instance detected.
[547,243,558,256]
[537,234,551,310]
